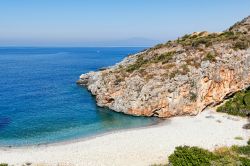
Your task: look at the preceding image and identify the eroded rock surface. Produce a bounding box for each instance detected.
[78,16,250,118]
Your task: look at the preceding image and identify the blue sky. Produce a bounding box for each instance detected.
[0,0,249,46]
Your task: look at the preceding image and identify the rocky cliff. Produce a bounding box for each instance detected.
[77,16,250,118]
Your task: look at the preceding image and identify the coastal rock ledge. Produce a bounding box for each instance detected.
[77,16,250,118]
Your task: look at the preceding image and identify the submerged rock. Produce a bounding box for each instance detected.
[78,16,250,118]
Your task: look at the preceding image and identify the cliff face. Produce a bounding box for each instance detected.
[77,16,250,118]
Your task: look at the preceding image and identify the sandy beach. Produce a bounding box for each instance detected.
[0,109,249,166]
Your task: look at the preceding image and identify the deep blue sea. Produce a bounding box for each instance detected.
[0,47,159,146]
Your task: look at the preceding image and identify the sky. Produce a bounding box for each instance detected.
[0,0,249,47]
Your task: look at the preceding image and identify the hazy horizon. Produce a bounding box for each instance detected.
[0,0,250,47]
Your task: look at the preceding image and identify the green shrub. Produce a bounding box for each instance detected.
[192,38,211,47]
[155,52,175,64]
[182,34,191,40]
[126,56,148,72]
[153,43,165,50]
[152,145,250,166]
[232,145,250,156]
[0,164,8,166]
[211,156,241,166]
[204,52,216,62]
[220,31,235,37]
[169,71,177,79]
[176,30,249,50]
[126,51,176,72]
[168,146,217,166]
[210,145,250,165]
[216,90,250,117]
[234,136,244,140]
[239,157,250,165]
[179,64,190,75]
[233,41,249,50]
[244,93,250,106]
[190,92,197,101]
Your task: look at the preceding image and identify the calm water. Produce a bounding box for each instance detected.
[0,47,159,146]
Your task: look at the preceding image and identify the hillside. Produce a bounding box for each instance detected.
[77,16,250,118]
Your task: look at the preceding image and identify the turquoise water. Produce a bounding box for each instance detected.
[0,47,159,146]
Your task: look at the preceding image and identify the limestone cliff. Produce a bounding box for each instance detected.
[77,16,250,118]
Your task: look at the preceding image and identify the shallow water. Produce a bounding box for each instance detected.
[0,47,159,146]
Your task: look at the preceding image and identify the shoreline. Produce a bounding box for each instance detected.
[0,117,168,149]
[0,111,209,149]
[1,109,250,166]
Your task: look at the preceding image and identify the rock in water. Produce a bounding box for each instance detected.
[77,16,250,118]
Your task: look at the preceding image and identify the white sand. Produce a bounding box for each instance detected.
[0,109,250,166]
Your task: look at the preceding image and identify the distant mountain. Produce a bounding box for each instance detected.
[106,37,161,47]
[80,37,161,47]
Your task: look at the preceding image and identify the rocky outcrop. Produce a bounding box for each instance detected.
[77,16,250,118]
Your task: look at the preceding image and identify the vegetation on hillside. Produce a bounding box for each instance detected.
[176,31,250,50]
[216,89,250,117]
[150,29,250,51]
[126,51,176,72]
[153,142,250,166]
[124,29,249,74]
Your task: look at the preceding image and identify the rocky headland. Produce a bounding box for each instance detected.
[77,16,250,118]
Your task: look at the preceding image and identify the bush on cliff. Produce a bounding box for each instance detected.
[233,40,249,50]
[204,52,217,62]
[126,51,176,73]
[156,52,175,64]
[126,55,148,72]
[216,90,250,117]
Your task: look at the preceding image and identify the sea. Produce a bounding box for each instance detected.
[0,47,159,146]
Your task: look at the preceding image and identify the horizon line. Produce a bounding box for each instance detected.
[0,46,152,48]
